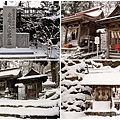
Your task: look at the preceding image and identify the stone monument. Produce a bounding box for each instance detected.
[0,5,34,56]
[1,5,30,48]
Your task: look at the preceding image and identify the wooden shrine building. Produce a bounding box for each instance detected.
[61,6,104,53]
[81,72,120,116]
[0,68,22,98]
[96,5,120,59]
[17,68,48,99]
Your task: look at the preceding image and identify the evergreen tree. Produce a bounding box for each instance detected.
[61,1,94,17]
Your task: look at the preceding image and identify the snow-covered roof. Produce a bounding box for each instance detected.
[81,72,120,86]
[43,79,56,86]
[18,74,47,80]
[85,10,103,17]
[62,6,104,24]
[96,5,120,24]
[0,68,21,78]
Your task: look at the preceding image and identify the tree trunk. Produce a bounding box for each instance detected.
[51,61,57,83]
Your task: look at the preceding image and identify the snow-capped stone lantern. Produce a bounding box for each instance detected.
[5,87,10,98]
[95,36,100,59]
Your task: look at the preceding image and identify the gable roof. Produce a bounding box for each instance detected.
[62,6,104,25]
[96,5,120,27]
[18,68,48,83]
[108,5,120,17]
[25,68,40,76]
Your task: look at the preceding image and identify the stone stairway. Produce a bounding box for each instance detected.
[109,50,120,59]
[0,99,60,119]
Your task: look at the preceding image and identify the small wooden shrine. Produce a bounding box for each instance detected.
[81,72,120,116]
[61,6,104,53]
[0,68,22,98]
[97,5,120,59]
[17,68,48,99]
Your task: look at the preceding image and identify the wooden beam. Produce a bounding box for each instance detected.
[106,29,110,58]
[36,82,37,99]
[77,23,81,46]
[64,26,68,44]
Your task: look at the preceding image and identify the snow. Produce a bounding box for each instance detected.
[81,72,120,86]
[61,60,120,118]
[42,79,56,86]
[0,107,59,116]
[0,99,58,107]
[85,10,103,17]
[0,48,33,53]
[15,83,24,87]
[61,110,120,119]
[18,74,47,80]
[61,60,86,80]
[0,99,59,117]
[61,80,73,87]
[42,15,60,21]
[0,68,20,77]
[68,86,78,93]
[91,101,111,112]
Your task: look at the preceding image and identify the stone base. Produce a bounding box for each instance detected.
[0,48,34,55]
[85,111,116,116]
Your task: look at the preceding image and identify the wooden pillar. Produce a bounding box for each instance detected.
[115,87,116,92]
[88,39,90,53]
[40,81,42,92]
[106,29,110,58]
[99,35,101,51]
[25,85,27,100]
[92,41,94,52]
[35,82,38,99]
[64,26,68,44]
[77,23,81,46]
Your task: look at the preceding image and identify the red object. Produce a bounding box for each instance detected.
[115,44,120,51]
[64,44,73,48]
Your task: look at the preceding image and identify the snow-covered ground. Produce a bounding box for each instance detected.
[61,110,120,119]
[0,42,60,59]
[0,87,60,119]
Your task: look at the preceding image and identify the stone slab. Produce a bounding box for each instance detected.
[0,33,3,47]
[0,48,34,55]
[16,33,29,48]
[0,33,29,48]
[3,6,16,48]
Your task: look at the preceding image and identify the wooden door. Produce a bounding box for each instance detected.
[27,83,37,99]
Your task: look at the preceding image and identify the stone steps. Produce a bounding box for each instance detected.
[109,50,120,59]
[0,107,59,119]
[0,99,60,119]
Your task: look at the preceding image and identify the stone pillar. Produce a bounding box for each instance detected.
[3,6,16,48]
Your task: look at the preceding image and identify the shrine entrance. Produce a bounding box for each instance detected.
[109,30,120,51]
[27,83,37,99]
[95,87,111,101]
[17,68,48,100]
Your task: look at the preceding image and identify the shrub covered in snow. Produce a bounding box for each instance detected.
[61,60,92,112]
